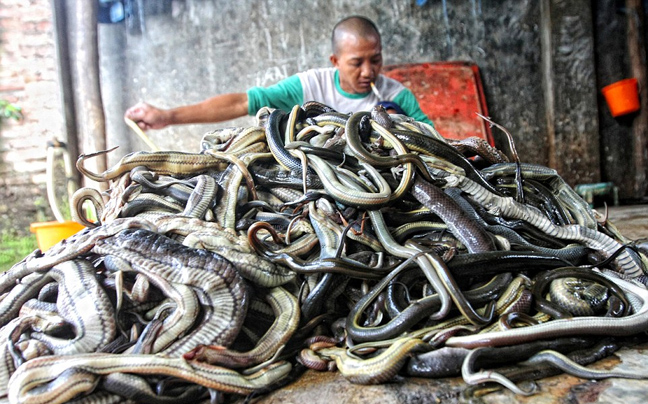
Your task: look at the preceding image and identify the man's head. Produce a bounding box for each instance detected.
[330,16,383,95]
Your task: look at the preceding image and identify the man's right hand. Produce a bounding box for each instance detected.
[124,102,170,130]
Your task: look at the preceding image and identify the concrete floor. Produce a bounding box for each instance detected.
[606,205,648,241]
[255,205,648,404]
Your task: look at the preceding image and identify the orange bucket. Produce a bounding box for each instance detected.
[30,221,85,251]
[602,78,640,117]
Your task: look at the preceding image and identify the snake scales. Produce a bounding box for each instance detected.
[1,104,647,403]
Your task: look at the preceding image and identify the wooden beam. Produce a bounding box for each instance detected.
[540,0,557,170]
[540,0,600,186]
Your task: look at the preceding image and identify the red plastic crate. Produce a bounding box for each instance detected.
[383,62,494,146]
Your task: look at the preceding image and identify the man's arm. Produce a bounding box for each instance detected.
[125,93,249,130]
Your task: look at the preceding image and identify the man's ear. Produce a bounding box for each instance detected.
[329,54,339,67]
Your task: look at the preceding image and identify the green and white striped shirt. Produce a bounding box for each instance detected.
[247,67,433,125]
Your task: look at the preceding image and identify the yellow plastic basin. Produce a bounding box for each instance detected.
[30,221,85,251]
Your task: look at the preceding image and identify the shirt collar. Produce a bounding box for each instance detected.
[334,70,371,99]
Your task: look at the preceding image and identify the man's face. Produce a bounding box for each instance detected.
[330,34,383,95]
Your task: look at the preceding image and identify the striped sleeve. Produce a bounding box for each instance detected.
[246,75,304,115]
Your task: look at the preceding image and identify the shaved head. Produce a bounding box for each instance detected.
[331,16,381,56]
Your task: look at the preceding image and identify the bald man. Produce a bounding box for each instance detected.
[124,16,433,130]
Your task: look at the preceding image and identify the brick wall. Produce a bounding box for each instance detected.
[0,0,63,235]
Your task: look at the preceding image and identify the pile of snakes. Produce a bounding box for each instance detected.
[3,102,648,403]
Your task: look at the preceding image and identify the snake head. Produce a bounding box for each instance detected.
[182,344,226,361]
[358,114,372,140]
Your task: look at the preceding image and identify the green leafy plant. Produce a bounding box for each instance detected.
[0,100,23,122]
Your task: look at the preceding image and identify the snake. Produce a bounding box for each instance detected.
[314,337,429,384]
[4,101,647,399]
[0,218,157,293]
[27,259,117,356]
[445,268,648,348]
[92,228,249,355]
[70,187,105,227]
[443,173,646,277]
[407,336,589,379]
[76,147,231,182]
[531,266,630,319]
[102,254,201,355]
[247,221,396,280]
[8,353,292,404]
[101,372,207,403]
[480,162,598,229]
[344,111,428,201]
[265,108,315,175]
[367,209,480,324]
[306,154,392,209]
[522,348,648,380]
[448,136,509,164]
[183,286,299,368]
[411,177,496,253]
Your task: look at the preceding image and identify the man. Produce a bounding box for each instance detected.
[124,16,433,129]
